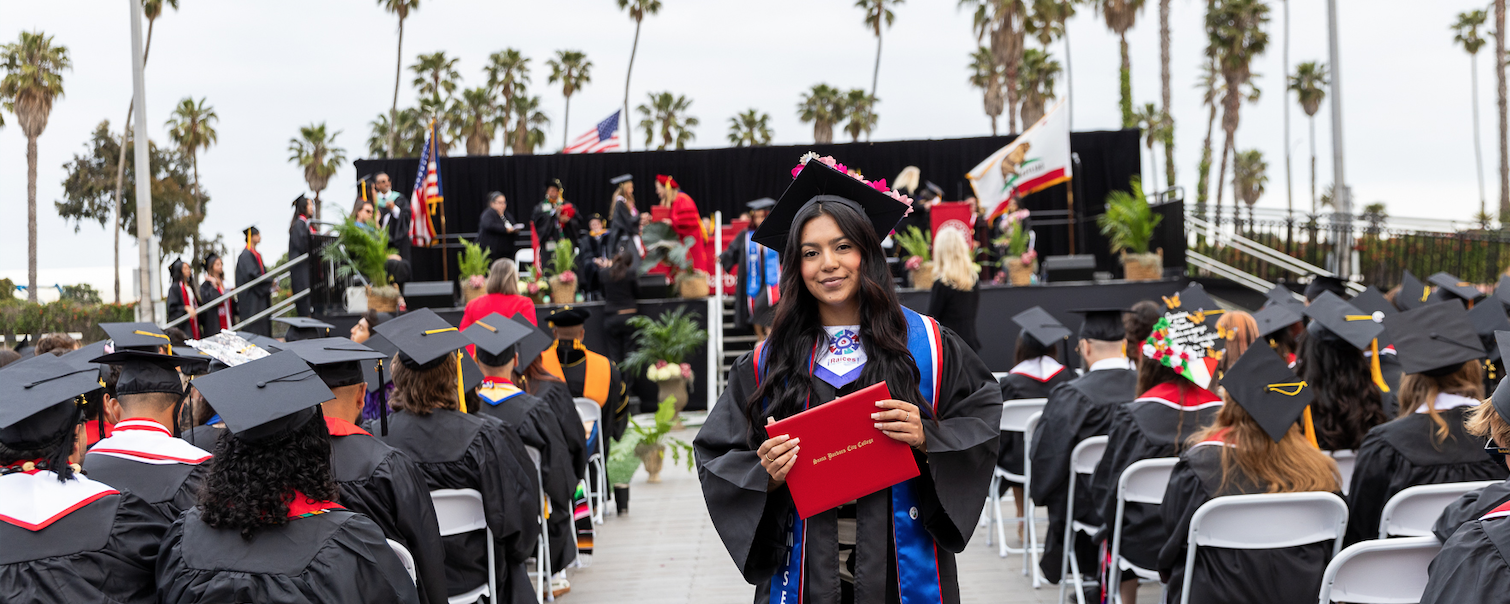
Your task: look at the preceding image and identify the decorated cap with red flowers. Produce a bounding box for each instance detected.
[750,153,914,251]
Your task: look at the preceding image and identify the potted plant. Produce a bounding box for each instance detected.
[605,434,641,514]
[457,240,492,303]
[518,264,549,304]
[612,396,695,483]
[547,239,578,303]
[621,307,708,422]
[994,208,1037,286]
[322,218,400,312]
[641,223,709,298]
[895,226,935,290]
[1098,178,1165,281]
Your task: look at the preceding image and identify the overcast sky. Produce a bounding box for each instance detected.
[0,0,1494,296]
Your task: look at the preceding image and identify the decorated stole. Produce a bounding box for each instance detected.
[746,234,781,314]
[540,341,612,405]
[757,306,946,604]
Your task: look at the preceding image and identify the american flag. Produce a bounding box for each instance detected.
[563,110,622,154]
[409,121,441,246]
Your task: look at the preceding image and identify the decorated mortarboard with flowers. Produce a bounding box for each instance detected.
[1144,283,1227,389]
[750,153,915,252]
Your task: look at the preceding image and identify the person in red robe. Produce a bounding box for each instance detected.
[655,174,713,276]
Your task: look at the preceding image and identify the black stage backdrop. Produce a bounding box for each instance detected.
[353,131,1143,283]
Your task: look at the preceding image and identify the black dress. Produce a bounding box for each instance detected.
[475,378,579,573]
[1028,364,1139,582]
[1344,405,1508,544]
[289,215,313,316]
[477,207,517,264]
[995,358,1074,485]
[235,247,272,336]
[1421,501,1510,603]
[1157,442,1340,604]
[1433,477,1510,541]
[927,280,981,351]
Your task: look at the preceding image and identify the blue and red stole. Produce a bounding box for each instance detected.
[746,234,781,314]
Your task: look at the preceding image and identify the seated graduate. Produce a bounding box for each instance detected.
[82,349,210,528]
[996,306,1073,535]
[0,355,164,604]
[157,351,419,604]
[694,155,1001,604]
[274,317,335,343]
[1123,300,1162,364]
[1350,286,1406,392]
[1030,307,1138,585]
[1252,302,1303,366]
[278,336,449,604]
[463,313,580,576]
[1469,295,1510,396]
[1157,344,1342,604]
[1421,354,1510,603]
[369,309,542,604]
[1298,291,1395,450]
[511,313,591,485]
[1090,305,1224,604]
[1344,300,1508,544]
[541,306,630,447]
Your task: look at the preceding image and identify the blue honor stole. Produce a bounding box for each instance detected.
[746,234,781,313]
[756,306,946,604]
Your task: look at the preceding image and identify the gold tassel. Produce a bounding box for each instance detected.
[1302,406,1320,449]
[1369,339,1390,393]
[456,350,467,414]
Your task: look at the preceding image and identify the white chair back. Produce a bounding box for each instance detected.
[1182,492,1349,604]
[431,489,488,537]
[1329,450,1357,495]
[524,445,542,471]
[386,538,417,584]
[1071,435,1109,476]
[1000,399,1048,432]
[575,397,609,525]
[575,398,601,433]
[1379,481,1498,539]
[1316,536,1441,604]
[1119,457,1179,505]
[992,371,1011,381]
[514,248,534,266]
[1024,412,1043,459]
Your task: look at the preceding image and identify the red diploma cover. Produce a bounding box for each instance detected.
[651,206,672,222]
[765,382,921,519]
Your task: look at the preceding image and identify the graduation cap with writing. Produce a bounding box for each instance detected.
[0,354,102,445]
[373,308,470,370]
[547,307,590,328]
[101,322,173,352]
[1428,272,1485,304]
[750,156,911,251]
[1012,307,1071,348]
[1397,270,1429,311]
[610,174,633,185]
[1221,343,1316,443]
[236,331,283,352]
[464,313,535,367]
[90,349,193,396]
[1068,308,1126,342]
[279,337,386,390]
[1470,298,1510,362]
[191,350,334,442]
[1254,304,1303,339]
[746,198,776,211]
[275,317,335,343]
[1349,286,1398,348]
[1166,282,1222,316]
[1304,275,1349,302]
[510,314,554,367]
[1385,299,1486,377]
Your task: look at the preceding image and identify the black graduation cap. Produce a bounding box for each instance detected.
[292,193,309,209]
[275,317,335,342]
[242,224,259,239]
[61,340,109,373]
[1303,291,1385,350]
[373,308,469,370]
[168,258,189,278]
[545,178,563,190]
[279,337,387,389]
[201,252,220,273]
[100,322,173,352]
[1221,343,1316,443]
[1263,284,1306,313]
[1011,307,1071,347]
[610,174,633,185]
[1069,308,1126,342]
[191,350,333,442]
[1349,287,1398,347]
[1428,272,1484,303]
[90,349,191,396]
[1493,331,1510,422]
[464,313,535,367]
[547,307,591,328]
[1398,270,1429,311]
[923,181,945,199]
[746,197,776,211]
[460,353,484,392]
[1470,299,1510,361]
[1254,304,1303,339]
[173,348,214,377]
[510,314,553,367]
[0,354,100,445]
[234,331,283,352]
[1385,299,1486,376]
[1304,275,1349,302]
[750,157,911,252]
[1495,275,1510,307]
[361,333,399,390]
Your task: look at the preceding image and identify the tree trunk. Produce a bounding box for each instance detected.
[1474,53,1488,219]
[1282,0,1292,217]
[1119,32,1133,128]
[391,18,405,158]
[872,28,883,99]
[191,152,202,262]
[1196,102,1217,215]
[27,136,38,303]
[514,113,528,155]
[1148,142,1159,193]
[1310,115,1318,215]
[990,114,998,137]
[624,19,642,152]
[1160,0,1175,188]
[562,94,572,151]
[1215,130,1233,226]
[1499,0,1508,224]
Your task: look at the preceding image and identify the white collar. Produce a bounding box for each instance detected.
[1088,357,1135,372]
[1009,357,1065,382]
[1416,393,1481,414]
[0,472,118,531]
[88,418,212,465]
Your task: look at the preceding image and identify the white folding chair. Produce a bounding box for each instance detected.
[1378,481,1498,539]
[1023,411,1047,589]
[989,398,1048,561]
[386,538,417,584]
[1058,435,1110,604]
[1330,450,1358,496]
[523,446,552,603]
[1317,536,1441,603]
[430,489,495,604]
[1181,491,1349,604]
[574,397,609,524]
[1107,457,1179,603]
[515,248,534,266]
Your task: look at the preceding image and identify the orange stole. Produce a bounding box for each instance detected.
[541,341,611,406]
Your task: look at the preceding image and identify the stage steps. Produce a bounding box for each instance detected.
[718,296,757,392]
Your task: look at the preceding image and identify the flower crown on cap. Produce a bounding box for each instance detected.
[791,152,916,217]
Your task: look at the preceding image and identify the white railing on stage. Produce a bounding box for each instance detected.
[709,211,724,411]
[161,253,311,331]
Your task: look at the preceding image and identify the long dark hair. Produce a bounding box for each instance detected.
[291,197,312,227]
[0,405,81,483]
[1295,324,1389,450]
[608,245,636,281]
[198,407,338,539]
[744,200,925,445]
[1013,333,1057,366]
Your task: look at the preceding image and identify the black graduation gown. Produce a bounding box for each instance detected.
[558,345,630,462]
[1157,444,1339,604]
[327,421,450,604]
[694,327,1001,604]
[371,409,541,604]
[926,282,981,351]
[606,197,638,257]
[720,229,758,330]
[475,385,579,572]
[531,379,591,482]
[289,217,312,315]
[477,207,517,264]
[1089,384,1220,572]
[1028,366,1138,582]
[1420,503,1510,603]
[1433,477,1510,542]
[576,231,610,295]
[235,247,272,336]
[995,363,1074,481]
[1344,407,1509,544]
[156,507,420,604]
[197,279,232,337]
[82,451,207,528]
[0,475,164,604]
[532,200,582,270]
[181,423,227,451]
[166,279,199,333]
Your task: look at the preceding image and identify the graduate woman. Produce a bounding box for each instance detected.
[996,306,1073,537]
[1297,292,1395,450]
[695,155,1002,604]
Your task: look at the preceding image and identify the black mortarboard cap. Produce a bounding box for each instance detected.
[464,313,534,367]
[100,322,173,352]
[242,225,259,238]
[292,193,309,208]
[1493,331,1510,423]
[1254,304,1303,338]
[373,308,469,370]
[511,314,553,367]
[275,317,335,342]
[1495,275,1510,307]
[90,350,192,396]
[1263,284,1306,313]
[61,340,109,377]
[1168,283,1221,315]
[547,307,591,328]
[0,355,99,444]
[169,258,188,278]
[1221,343,1316,443]
[750,158,910,252]
[1012,307,1071,347]
[460,353,484,391]
[610,174,633,185]
[1304,275,1349,302]
[173,348,213,376]
[191,350,333,442]
[1385,299,1486,376]
[1398,270,1428,311]
[362,333,399,390]
[1304,291,1385,350]
[1349,287,1399,347]
[1470,299,1510,361]
[279,337,386,389]
[746,197,776,211]
[1428,272,1484,303]
[545,178,562,190]
[1069,308,1126,342]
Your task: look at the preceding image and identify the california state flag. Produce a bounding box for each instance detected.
[969,99,1073,222]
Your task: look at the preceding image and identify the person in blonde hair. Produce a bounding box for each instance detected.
[460,259,537,333]
[926,227,981,349]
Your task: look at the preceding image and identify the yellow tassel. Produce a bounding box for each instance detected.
[1369,339,1390,393]
[456,350,467,414]
[1302,406,1320,449]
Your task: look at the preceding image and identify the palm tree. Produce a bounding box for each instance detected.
[1288,61,1327,215]
[797,84,846,144]
[1028,0,1078,126]
[379,0,420,157]
[511,95,550,155]
[1453,10,1489,220]
[967,46,1005,135]
[164,96,217,250]
[1132,102,1167,191]
[841,89,879,142]
[617,0,661,152]
[1097,0,1146,128]
[1194,58,1221,216]
[961,0,1028,133]
[636,91,698,150]
[287,123,346,220]
[110,0,178,304]
[1,31,70,303]
[411,51,460,110]
[857,0,904,98]
[727,109,773,146]
[1017,47,1062,126]
[1158,0,1174,188]
[1233,148,1268,226]
[1208,0,1269,226]
[484,49,529,154]
[369,108,425,158]
[457,86,496,156]
[546,50,592,150]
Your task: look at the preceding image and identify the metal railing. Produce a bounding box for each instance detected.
[162,253,309,330]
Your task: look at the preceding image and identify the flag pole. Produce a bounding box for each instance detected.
[435,122,449,283]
